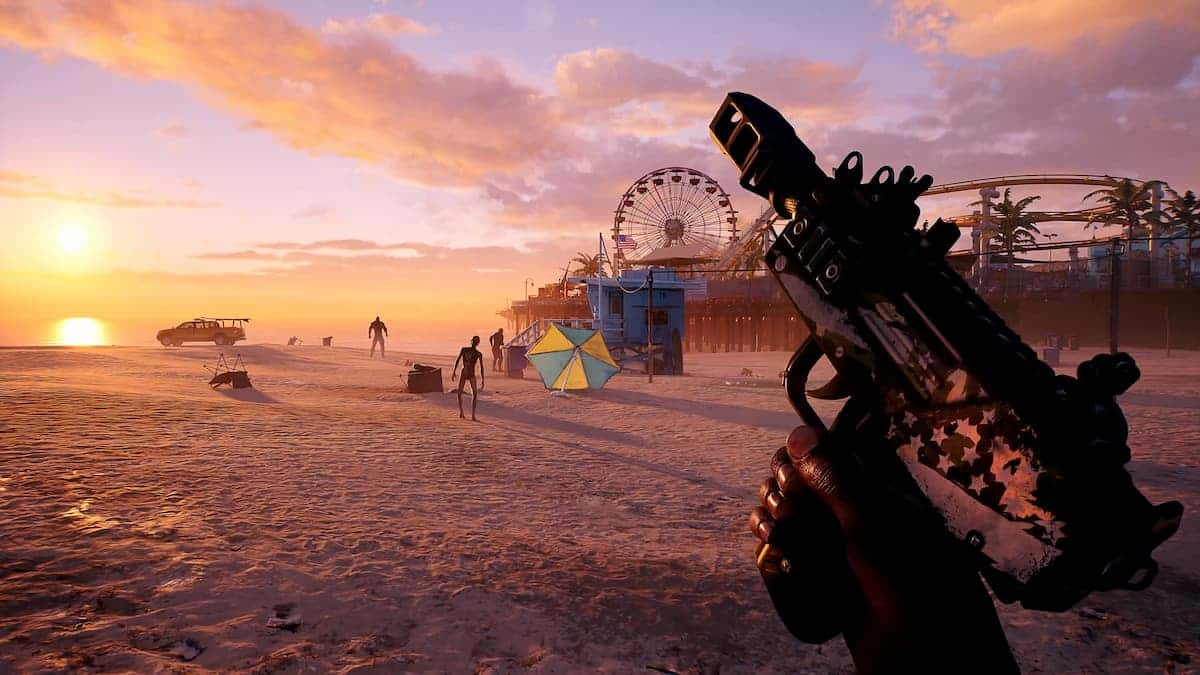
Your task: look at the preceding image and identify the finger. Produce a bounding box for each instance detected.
[759,477,793,521]
[748,506,776,544]
[758,477,775,504]
[786,427,865,535]
[775,428,820,496]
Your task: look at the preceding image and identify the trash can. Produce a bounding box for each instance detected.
[407,364,444,393]
[1042,347,1061,367]
[506,345,527,378]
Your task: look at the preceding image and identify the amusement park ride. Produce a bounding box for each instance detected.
[605,167,1171,281]
[503,162,1187,371]
[609,167,738,274]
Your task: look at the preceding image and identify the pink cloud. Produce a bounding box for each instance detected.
[0,0,563,188]
[322,13,434,37]
[156,122,190,138]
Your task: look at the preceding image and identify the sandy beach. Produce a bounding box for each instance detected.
[0,345,1196,673]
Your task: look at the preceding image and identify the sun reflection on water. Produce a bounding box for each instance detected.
[54,317,108,346]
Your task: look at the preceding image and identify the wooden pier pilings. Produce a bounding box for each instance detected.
[682,300,800,353]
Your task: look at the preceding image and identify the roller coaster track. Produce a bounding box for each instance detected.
[710,174,1156,274]
[924,173,1162,229]
[944,205,1117,228]
[924,174,1130,196]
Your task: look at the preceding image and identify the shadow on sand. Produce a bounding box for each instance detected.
[426,396,646,447]
[503,423,751,499]
[589,388,799,432]
[214,387,280,404]
[426,395,749,498]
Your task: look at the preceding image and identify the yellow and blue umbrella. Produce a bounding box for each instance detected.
[526,323,620,391]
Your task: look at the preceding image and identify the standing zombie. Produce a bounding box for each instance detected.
[453,336,485,420]
[368,315,388,358]
[489,328,505,372]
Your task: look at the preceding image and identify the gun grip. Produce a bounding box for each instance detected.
[784,335,830,432]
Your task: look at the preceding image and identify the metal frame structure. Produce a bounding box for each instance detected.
[612,167,736,273]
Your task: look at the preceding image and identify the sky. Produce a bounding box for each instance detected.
[1,0,1198,347]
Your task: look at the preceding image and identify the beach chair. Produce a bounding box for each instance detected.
[205,353,253,389]
[322,336,333,347]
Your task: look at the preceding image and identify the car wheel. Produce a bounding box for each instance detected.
[171,339,183,347]
[160,338,172,347]
[214,334,229,346]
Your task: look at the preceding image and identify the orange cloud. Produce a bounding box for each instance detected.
[891,0,1200,57]
[0,170,218,208]
[0,0,562,187]
[554,48,864,134]
[322,13,434,37]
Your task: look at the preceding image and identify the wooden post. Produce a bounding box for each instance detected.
[1109,240,1121,355]
[647,269,654,383]
[1165,305,1172,358]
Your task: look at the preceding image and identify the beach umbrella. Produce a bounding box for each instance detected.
[526,323,620,391]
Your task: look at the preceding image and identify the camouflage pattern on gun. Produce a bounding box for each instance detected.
[709,92,1182,612]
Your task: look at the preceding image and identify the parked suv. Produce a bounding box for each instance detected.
[157,318,249,346]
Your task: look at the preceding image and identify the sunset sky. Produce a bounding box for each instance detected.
[1,0,1198,347]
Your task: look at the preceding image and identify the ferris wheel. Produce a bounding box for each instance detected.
[612,167,737,265]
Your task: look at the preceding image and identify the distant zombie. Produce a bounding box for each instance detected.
[489,328,505,372]
[368,315,388,358]
[453,336,485,421]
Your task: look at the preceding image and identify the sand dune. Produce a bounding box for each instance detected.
[0,345,1196,672]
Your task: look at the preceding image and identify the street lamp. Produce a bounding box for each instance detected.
[521,277,535,333]
[1045,232,1059,264]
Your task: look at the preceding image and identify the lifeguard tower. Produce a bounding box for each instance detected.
[572,268,686,374]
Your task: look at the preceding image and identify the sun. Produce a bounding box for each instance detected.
[58,225,87,253]
[56,318,107,346]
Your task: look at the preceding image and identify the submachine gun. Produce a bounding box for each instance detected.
[709,92,1182,615]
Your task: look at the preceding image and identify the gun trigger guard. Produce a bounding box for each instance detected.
[784,336,829,433]
[807,374,850,401]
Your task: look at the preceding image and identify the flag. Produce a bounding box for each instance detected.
[616,234,638,250]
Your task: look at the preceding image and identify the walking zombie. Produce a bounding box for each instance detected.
[453,336,485,421]
[368,316,388,358]
[489,328,505,372]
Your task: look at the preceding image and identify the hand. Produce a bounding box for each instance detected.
[749,426,1017,674]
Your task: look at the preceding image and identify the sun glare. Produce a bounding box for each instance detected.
[55,318,107,346]
[58,225,87,253]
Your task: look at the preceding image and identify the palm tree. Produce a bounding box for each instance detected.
[1163,188,1200,286]
[1082,178,1164,243]
[570,252,600,277]
[972,188,1042,297]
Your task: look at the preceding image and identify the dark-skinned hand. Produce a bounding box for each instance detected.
[749,426,1019,674]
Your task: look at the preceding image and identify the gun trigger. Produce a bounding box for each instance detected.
[784,336,829,433]
[807,374,851,400]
